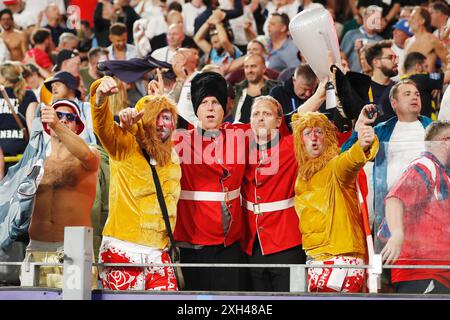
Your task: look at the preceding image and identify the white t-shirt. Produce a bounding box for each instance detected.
[229,5,257,46]
[151,46,177,63]
[386,120,426,191]
[439,85,450,120]
[13,11,36,29]
[177,71,200,127]
[183,2,206,37]
[23,0,65,26]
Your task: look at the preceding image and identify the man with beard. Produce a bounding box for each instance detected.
[292,105,379,292]
[90,76,181,291]
[231,54,280,124]
[24,99,100,288]
[364,40,399,124]
[106,23,137,61]
[0,9,27,61]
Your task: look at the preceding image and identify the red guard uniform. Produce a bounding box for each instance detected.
[241,134,302,255]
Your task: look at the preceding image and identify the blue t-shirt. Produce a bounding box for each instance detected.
[209,46,243,65]
[0,88,38,156]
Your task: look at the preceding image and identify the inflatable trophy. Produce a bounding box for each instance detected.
[289,8,341,110]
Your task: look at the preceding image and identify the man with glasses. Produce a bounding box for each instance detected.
[382,120,450,294]
[23,99,100,288]
[364,40,399,124]
[44,71,96,144]
[291,105,378,292]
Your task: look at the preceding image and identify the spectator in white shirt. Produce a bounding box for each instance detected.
[151,23,185,63]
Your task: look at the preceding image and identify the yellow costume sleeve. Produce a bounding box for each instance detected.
[90,78,136,160]
[335,136,379,185]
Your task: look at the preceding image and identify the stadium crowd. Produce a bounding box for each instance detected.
[0,0,448,295]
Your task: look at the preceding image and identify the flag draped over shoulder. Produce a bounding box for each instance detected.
[0,104,47,257]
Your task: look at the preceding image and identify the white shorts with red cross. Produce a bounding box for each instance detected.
[307,256,365,292]
[99,236,178,291]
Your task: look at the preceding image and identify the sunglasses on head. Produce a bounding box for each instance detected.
[56,111,78,122]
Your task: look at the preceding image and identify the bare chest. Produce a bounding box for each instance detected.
[2,33,22,49]
[39,156,84,190]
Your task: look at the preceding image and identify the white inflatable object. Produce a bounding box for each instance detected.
[289,8,341,81]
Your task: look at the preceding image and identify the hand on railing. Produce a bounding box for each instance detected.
[380,233,404,265]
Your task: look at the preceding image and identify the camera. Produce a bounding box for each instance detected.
[367,104,384,120]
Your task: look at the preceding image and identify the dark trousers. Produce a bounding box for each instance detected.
[247,239,306,292]
[394,279,450,294]
[180,241,246,291]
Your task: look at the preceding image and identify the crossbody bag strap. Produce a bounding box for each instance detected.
[142,149,178,258]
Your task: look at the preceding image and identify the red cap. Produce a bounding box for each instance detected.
[43,99,85,136]
[3,0,19,5]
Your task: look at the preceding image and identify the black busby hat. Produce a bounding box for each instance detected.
[191,72,228,115]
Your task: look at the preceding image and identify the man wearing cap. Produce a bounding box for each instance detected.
[53,49,81,78]
[44,71,96,144]
[391,19,413,77]
[40,49,83,108]
[90,76,181,291]
[24,99,100,288]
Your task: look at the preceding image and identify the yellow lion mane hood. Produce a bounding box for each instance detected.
[134,95,178,167]
[291,112,340,181]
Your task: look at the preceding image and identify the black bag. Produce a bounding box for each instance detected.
[143,150,185,289]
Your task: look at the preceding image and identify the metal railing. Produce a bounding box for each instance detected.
[1,227,449,300]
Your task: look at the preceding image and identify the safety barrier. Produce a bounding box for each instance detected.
[1,227,449,300]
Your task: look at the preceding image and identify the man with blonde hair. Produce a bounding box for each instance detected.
[242,95,304,292]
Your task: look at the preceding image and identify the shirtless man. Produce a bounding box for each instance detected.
[0,9,27,62]
[24,99,100,288]
[405,6,447,73]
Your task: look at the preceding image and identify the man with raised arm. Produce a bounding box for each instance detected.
[90,75,181,291]
[25,99,100,288]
